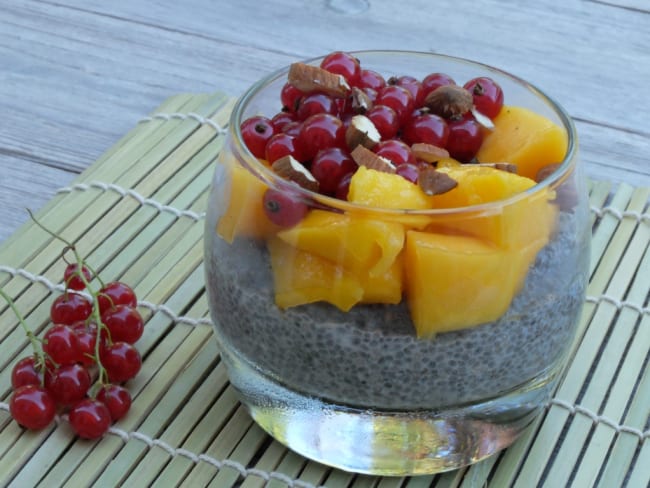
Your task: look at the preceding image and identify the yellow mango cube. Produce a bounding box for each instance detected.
[348,166,435,228]
[428,165,557,250]
[277,209,404,277]
[267,237,363,312]
[405,231,524,337]
[360,254,404,304]
[476,105,568,180]
[216,161,280,243]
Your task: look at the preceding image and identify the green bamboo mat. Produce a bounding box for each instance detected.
[0,92,648,488]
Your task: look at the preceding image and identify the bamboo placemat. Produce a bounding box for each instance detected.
[0,92,648,488]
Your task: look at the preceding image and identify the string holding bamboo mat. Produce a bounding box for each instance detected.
[0,92,647,487]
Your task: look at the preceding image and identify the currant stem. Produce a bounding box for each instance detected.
[26,209,111,387]
[0,287,48,376]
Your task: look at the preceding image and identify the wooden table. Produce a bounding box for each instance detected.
[1,0,649,243]
[1,3,649,487]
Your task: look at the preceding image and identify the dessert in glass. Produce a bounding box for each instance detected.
[204,51,590,475]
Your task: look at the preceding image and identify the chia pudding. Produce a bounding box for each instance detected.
[205,186,589,410]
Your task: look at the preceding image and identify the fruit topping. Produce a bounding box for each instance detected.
[221,52,571,334]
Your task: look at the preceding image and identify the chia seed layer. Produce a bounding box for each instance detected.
[205,209,588,410]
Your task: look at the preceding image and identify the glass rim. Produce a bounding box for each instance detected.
[228,49,577,217]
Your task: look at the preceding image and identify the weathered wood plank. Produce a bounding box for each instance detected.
[0,0,648,244]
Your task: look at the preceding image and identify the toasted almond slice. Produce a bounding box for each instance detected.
[351,145,396,174]
[346,115,381,150]
[288,62,351,98]
[272,155,319,192]
[350,87,373,114]
[471,108,495,130]
[418,167,458,195]
[411,143,450,163]
[475,162,518,173]
[424,85,473,119]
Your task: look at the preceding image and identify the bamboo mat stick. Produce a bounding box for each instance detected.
[265,451,311,488]
[510,184,640,486]
[0,93,213,273]
[543,187,650,484]
[0,93,197,257]
[489,183,635,486]
[237,440,290,488]
[151,385,241,484]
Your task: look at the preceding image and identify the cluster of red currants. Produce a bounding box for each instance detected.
[240,51,504,204]
[8,262,143,439]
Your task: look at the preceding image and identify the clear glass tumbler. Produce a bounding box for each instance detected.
[204,51,591,475]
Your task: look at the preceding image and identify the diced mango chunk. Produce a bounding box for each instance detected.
[428,166,557,250]
[277,209,404,276]
[476,105,568,180]
[348,166,434,228]
[267,237,363,312]
[216,161,280,243]
[360,254,404,304]
[405,231,526,336]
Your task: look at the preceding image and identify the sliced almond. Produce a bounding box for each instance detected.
[411,143,450,163]
[288,62,351,98]
[346,115,381,150]
[350,87,373,114]
[424,85,473,119]
[272,155,319,192]
[471,108,495,130]
[351,145,396,174]
[475,162,518,173]
[418,167,458,195]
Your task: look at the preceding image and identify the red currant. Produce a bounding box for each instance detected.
[263,189,309,228]
[240,116,276,159]
[50,293,92,325]
[11,356,42,389]
[68,399,112,439]
[464,77,504,119]
[310,148,358,195]
[374,140,416,166]
[376,85,414,123]
[72,322,99,366]
[282,121,302,138]
[357,69,386,91]
[63,263,92,291]
[45,363,91,406]
[265,133,303,164]
[395,163,420,184]
[297,114,345,161]
[43,324,81,365]
[281,83,304,113]
[271,111,296,132]
[389,75,424,106]
[446,118,484,162]
[366,105,399,140]
[97,282,137,314]
[335,172,354,200]
[402,114,449,147]
[320,51,361,85]
[97,384,132,421]
[421,72,456,98]
[10,385,56,430]
[101,305,144,344]
[296,92,338,120]
[100,342,142,383]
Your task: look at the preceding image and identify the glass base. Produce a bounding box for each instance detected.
[220,345,557,476]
